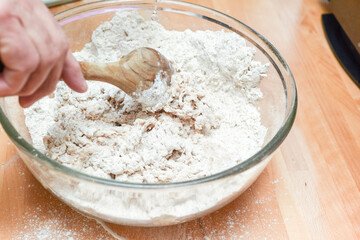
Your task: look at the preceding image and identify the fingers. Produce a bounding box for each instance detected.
[20,50,88,107]
[0,0,87,107]
[0,19,40,96]
[19,50,88,108]
[22,2,87,98]
[17,27,61,96]
[16,1,68,97]
[16,31,67,97]
[19,60,63,108]
[27,0,87,94]
[62,51,87,93]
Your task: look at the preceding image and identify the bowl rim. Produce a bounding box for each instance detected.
[0,0,297,189]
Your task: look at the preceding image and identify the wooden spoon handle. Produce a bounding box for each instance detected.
[79,61,138,94]
[79,48,172,94]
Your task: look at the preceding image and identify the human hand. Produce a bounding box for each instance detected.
[0,0,87,108]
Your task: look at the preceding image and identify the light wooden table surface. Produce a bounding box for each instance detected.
[1,0,359,239]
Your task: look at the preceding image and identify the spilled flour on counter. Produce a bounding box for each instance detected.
[24,11,269,183]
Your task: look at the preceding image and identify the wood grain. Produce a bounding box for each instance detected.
[1,0,359,239]
[79,47,172,94]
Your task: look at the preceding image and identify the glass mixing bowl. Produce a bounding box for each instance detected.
[0,0,297,226]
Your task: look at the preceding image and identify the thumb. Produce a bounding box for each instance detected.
[61,51,87,93]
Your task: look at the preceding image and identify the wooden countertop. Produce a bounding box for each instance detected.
[1,0,359,239]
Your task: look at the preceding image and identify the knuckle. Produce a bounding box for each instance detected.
[47,44,67,65]
[22,54,40,72]
[45,52,59,65]
[23,60,38,73]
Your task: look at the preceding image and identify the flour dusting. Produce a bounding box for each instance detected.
[24,11,269,183]
[133,71,170,111]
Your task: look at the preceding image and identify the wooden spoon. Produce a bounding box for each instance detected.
[78,47,172,94]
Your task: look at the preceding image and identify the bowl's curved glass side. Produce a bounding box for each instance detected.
[0,0,297,226]
[0,99,272,226]
[44,153,272,226]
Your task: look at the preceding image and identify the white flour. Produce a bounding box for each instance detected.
[24,11,269,183]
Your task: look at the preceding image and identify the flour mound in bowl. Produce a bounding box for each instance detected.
[24,11,269,183]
